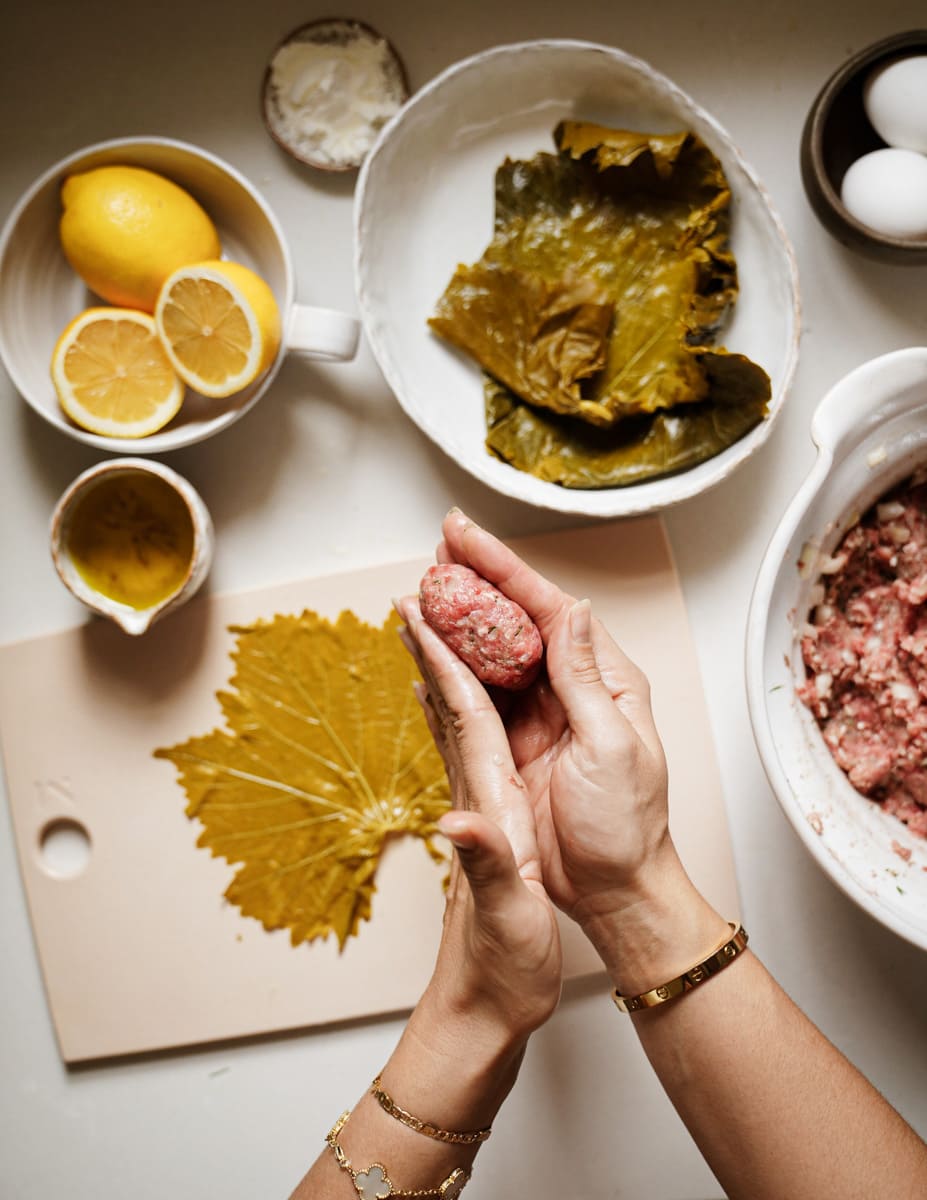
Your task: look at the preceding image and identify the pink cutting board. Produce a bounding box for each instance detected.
[0,520,739,1062]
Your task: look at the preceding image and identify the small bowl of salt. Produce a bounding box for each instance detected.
[262,18,409,172]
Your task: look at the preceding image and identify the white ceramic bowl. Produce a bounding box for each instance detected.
[355,40,801,517]
[746,348,927,951]
[0,137,358,454]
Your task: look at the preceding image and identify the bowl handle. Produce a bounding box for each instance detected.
[285,304,360,363]
[811,347,927,456]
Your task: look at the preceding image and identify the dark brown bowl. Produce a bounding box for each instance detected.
[800,30,927,264]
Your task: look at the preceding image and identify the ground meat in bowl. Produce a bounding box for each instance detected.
[798,473,927,838]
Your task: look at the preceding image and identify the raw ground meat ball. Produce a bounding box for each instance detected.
[419,563,543,690]
[798,473,927,838]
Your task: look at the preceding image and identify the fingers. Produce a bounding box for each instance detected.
[546,600,664,762]
[438,810,530,913]
[395,595,538,863]
[435,512,664,761]
[396,596,505,764]
[440,509,575,639]
[412,679,454,777]
[545,599,625,741]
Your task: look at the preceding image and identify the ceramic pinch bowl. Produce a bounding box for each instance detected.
[0,136,360,454]
[50,458,214,636]
[262,17,409,171]
[746,347,927,951]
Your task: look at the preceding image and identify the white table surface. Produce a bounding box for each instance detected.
[1,2,926,1196]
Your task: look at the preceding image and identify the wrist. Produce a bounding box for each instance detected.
[426,918,560,1046]
[412,983,530,1065]
[386,987,528,1132]
[575,854,731,997]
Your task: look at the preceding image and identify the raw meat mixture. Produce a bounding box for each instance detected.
[798,474,927,837]
[419,563,543,690]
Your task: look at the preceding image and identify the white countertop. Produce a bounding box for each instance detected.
[1,2,925,1196]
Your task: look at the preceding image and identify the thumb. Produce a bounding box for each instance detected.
[547,599,622,739]
[439,810,526,915]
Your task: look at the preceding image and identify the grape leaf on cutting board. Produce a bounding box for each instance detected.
[154,609,451,949]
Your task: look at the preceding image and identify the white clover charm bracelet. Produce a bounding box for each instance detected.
[326,1110,470,1198]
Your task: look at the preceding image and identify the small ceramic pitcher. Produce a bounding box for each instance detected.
[50,458,214,635]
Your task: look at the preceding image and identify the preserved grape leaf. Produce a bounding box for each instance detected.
[428,122,771,488]
[429,264,614,420]
[483,356,769,489]
[154,609,450,950]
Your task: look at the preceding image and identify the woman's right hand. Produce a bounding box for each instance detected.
[438,510,729,987]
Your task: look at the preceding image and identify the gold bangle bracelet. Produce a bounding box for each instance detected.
[370,1076,492,1145]
[612,921,749,1014]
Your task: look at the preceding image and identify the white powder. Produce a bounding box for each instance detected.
[266,25,406,168]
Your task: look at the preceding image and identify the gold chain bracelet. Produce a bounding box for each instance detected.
[326,1110,470,1199]
[370,1076,492,1145]
[612,921,749,1013]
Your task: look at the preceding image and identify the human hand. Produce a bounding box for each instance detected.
[394,592,562,1047]
[433,511,722,982]
[288,589,565,1200]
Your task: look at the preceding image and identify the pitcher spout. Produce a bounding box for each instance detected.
[111,607,158,636]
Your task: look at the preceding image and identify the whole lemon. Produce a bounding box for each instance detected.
[59,166,221,312]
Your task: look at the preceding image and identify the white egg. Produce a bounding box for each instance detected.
[840,148,927,240]
[864,55,927,154]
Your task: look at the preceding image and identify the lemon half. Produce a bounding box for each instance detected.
[51,308,184,438]
[60,166,221,312]
[155,260,282,398]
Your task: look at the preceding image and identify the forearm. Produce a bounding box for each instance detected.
[290,990,526,1198]
[584,870,927,1200]
[636,951,927,1200]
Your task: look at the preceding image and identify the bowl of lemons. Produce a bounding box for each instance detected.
[0,137,328,453]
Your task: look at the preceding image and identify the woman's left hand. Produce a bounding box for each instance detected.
[288,590,562,1198]
[394,594,563,1048]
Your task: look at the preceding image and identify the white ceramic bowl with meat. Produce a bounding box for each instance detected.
[746,347,927,951]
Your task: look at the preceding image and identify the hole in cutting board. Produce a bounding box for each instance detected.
[39,818,91,879]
